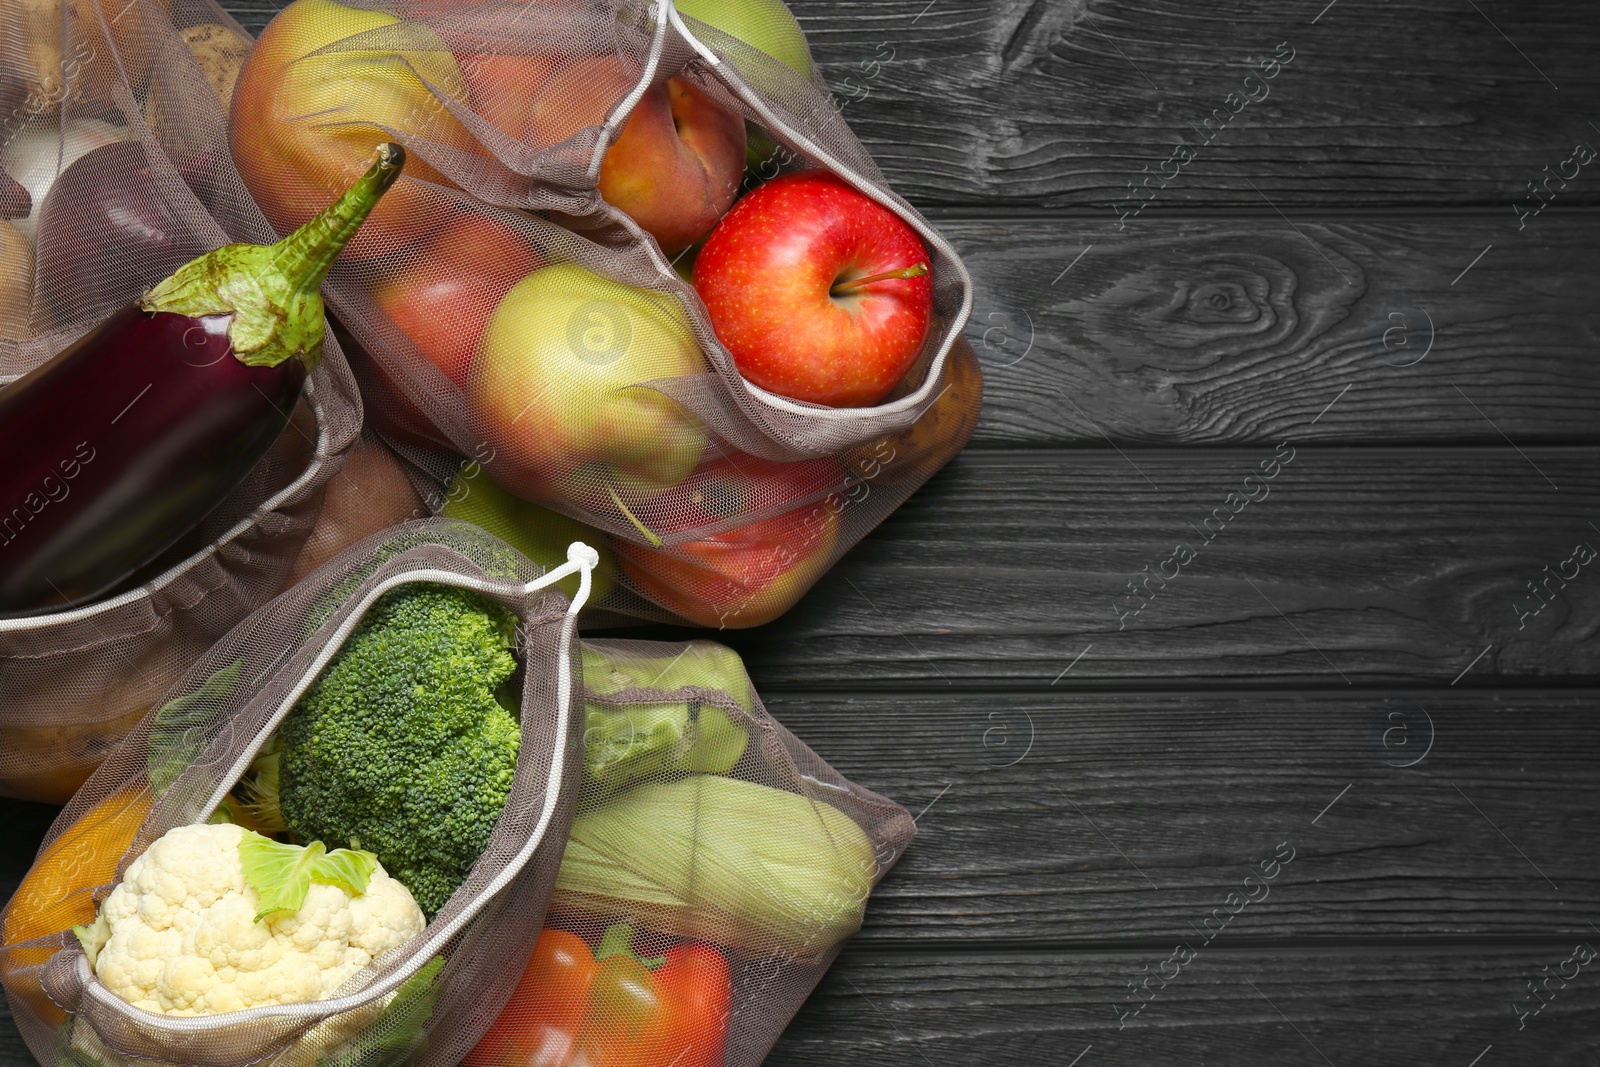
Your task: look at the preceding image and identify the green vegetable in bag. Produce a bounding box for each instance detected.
[279,583,521,916]
[580,644,753,794]
[551,775,877,957]
[580,701,748,797]
[581,642,753,706]
[317,956,447,1067]
[146,661,243,795]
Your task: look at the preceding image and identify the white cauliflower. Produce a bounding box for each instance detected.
[87,822,424,1016]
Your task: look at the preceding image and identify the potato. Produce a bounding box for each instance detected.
[180,22,249,107]
[0,220,32,337]
[285,435,428,586]
[144,22,251,141]
[12,0,171,116]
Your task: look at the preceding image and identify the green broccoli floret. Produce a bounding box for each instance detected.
[279,583,521,916]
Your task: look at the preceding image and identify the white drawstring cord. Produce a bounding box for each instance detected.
[522,541,601,616]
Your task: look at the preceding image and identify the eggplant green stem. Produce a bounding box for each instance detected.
[140,143,406,371]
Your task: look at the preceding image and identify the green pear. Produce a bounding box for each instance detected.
[440,463,618,604]
[675,0,814,78]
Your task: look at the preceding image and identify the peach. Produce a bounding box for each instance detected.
[525,56,746,255]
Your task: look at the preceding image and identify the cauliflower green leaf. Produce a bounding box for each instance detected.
[72,912,111,970]
[238,830,377,922]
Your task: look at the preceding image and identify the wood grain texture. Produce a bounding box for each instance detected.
[8,946,1596,1067]
[4,692,1594,950]
[759,689,1600,943]
[1,1,1587,1064]
[952,215,1600,446]
[698,448,1600,687]
[799,0,1599,211]
[215,0,1600,210]
[0,1006,27,1067]
[765,944,1600,1065]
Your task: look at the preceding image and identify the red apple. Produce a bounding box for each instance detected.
[371,213,544,388]
[524,57,745,255]
[613,454,845,628]
[693,170,934,408]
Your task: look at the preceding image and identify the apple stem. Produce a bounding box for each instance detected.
[829,262,929,296]
[605,486,665,548]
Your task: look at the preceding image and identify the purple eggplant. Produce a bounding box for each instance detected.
[0,167,28,221]
[0,143,406,616]
[36,141,216,324]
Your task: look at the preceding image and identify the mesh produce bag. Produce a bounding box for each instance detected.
[1,521,915,1067]
[0,0,366,801]
[227,0,982,628]
[0,519,599,1067]
[497,636,917,1067]
[283,431,431,586]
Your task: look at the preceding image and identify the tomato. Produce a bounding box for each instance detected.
[467,929,597,1067]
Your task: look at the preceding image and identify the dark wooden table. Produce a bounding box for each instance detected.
[7,0,1600,1063]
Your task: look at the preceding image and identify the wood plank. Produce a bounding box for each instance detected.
[9,686,1599,1057]
[0,1005,27,1067]
[794,0,1600,209]
[951,214,1600,446]
[765,943,1600,1065]
[6,939,1598,1067]
[8,942,1597,1066]
[758,689,1600,944]
[6,945,1599,1067]
[698,448,1600,687]
[215,0,1600,210]
[7,691,1594,947]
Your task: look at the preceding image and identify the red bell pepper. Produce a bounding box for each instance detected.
[467,924,730,1067]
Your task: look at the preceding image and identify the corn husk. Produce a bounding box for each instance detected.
[551,775,877,957]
